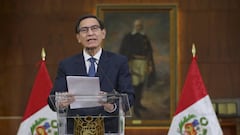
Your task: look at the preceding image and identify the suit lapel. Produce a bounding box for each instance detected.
[73,53,88,76]
[96,50,111,82]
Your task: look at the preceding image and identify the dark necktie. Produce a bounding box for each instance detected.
[88,57,96,77]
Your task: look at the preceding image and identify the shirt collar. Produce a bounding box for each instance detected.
[83,48,102,63]
[131,30,145,35]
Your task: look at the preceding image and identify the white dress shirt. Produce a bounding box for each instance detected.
[83,48,102,74]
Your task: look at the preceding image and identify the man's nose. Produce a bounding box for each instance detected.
[86,28,94,35]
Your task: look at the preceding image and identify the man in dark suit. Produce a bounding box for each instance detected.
[48,15,135,134]
[119,19,155,118]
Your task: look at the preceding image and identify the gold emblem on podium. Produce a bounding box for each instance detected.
[74,116,104,135]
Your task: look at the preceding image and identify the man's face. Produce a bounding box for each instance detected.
[134,20,143,32]
[76,18,106,50]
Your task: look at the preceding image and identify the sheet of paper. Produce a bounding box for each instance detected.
[66,76,105,109]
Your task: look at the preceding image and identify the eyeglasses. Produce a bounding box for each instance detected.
[79,25,101,33]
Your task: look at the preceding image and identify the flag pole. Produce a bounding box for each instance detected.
[17,47,57,135]
[192,43,196,58]
[41,48,46,61]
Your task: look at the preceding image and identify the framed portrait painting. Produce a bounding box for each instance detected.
[97,4,178,126]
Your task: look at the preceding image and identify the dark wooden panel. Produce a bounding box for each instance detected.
[0,119,21,135]
[125,127,168,135]
[0,0,240,134]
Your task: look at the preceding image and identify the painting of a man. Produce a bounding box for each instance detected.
[119,19,156,117]
[100,10,175,123]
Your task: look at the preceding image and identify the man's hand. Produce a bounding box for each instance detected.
[99,91,116,113]
[56,92,75,108]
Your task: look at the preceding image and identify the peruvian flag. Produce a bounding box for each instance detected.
[17,59,58,135]
[168,56,223,135]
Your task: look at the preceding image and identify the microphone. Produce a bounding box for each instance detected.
[94,60,131,114]
[94,60,121,103]
[94,60,118,94]
[84,49,119,104]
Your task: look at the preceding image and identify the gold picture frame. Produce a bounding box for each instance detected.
[97,4,178,126]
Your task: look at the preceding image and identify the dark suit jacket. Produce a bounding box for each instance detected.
[48,50,135,133]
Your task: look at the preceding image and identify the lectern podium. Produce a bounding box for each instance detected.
[49,93,132,135]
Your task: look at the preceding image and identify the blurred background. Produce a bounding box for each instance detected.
[0,0,240,134]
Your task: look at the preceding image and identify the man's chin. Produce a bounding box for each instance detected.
[86,47,97,51]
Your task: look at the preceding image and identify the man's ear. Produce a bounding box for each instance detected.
[76,34,81,43]
[102,29,106,39]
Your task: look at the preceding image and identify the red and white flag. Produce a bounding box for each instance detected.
[168,56,223,135]
[17,58,58,135]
